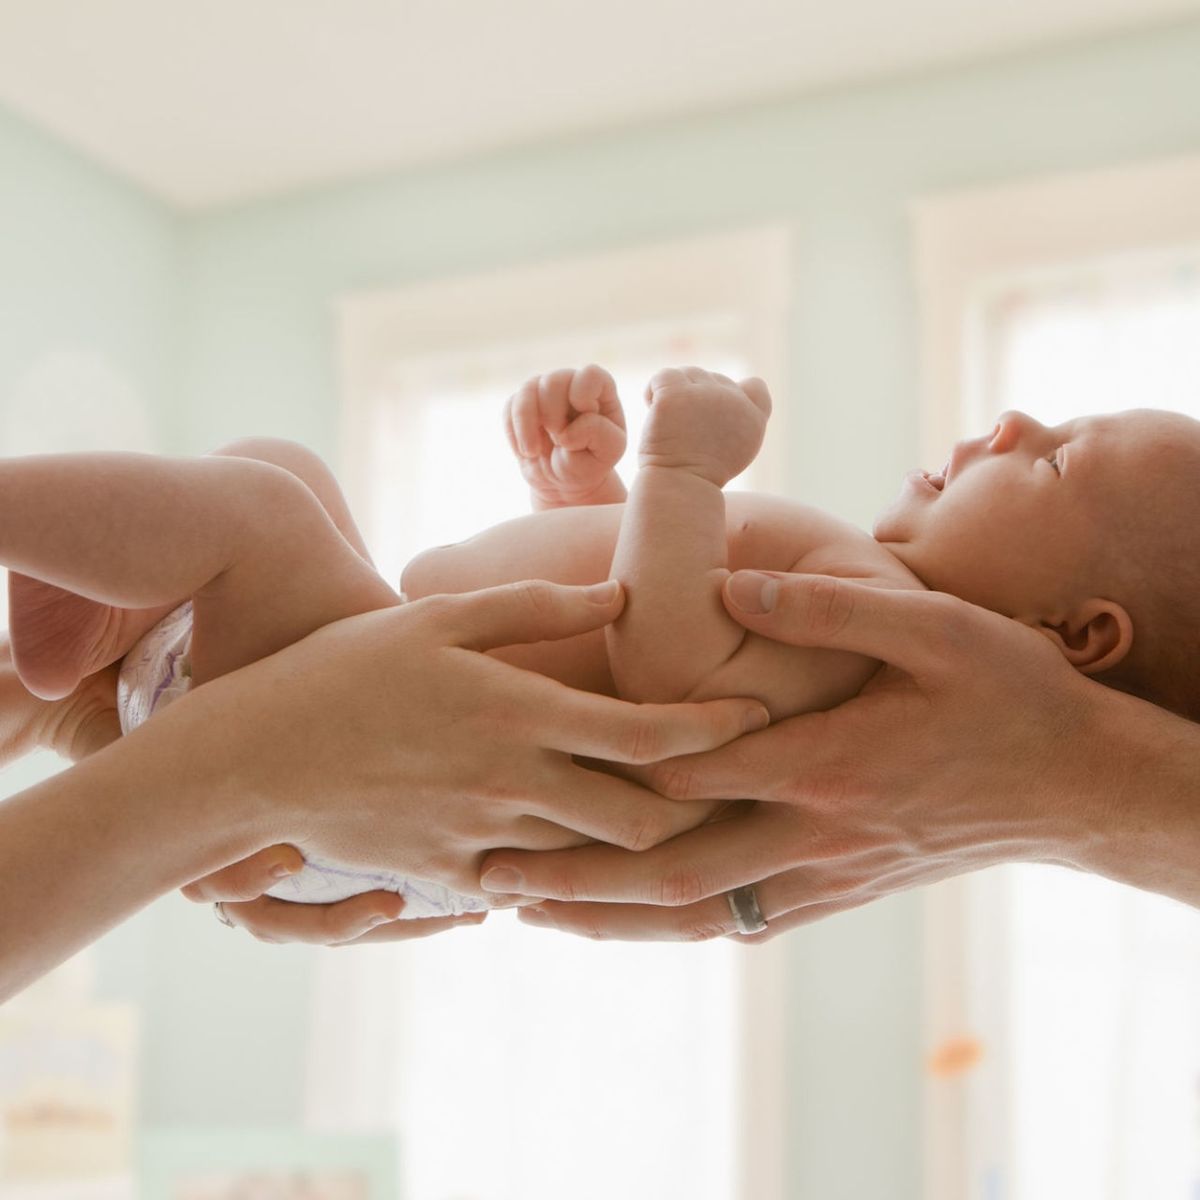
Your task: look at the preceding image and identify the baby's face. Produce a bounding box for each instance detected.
[873,409,1197,621]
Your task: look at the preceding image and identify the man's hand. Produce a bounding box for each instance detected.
[504,365,628,509]
[478,572,1121,941]
[639,368,771,487]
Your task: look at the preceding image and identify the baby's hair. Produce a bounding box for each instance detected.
[1094,416,1200,722]
[1098,559,1200,722]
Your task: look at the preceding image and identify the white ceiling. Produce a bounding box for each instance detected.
[0,0,1197,211]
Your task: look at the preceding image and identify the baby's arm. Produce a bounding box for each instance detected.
[606,369,885,720]
[505,366,628,510]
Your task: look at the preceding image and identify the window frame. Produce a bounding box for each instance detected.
[913,154,1200,1200]
[335,226,794,1200]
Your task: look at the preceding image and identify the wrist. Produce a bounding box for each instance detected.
[1059,686,1200,904]
[637,457,730,490]
[533,471,627,510]
[135,679,282,885]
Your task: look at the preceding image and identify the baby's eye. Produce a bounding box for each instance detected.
[1046,449,1062,475]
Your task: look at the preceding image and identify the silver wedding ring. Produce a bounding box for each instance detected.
[727,885,767,935]
[213,901,236,929]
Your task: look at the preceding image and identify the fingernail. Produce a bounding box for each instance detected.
[481,867,524,892]
[727,572,777,613]
[270,861,297,879]
[744,706,771,733]
[520,905,552,925]
[584,580,620,604]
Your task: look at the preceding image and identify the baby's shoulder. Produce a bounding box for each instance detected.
[725,492,923,589]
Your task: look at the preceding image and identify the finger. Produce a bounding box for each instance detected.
[644,366,687,406]
[516,872,869,944]
[331,911,489,946]
[722,572,979,679]
[502,395,520,458]
[555,412,626,463]
[738,376,772,416]
[510,380,543,459]
[480,805,792,900]
[569,364,625,430]
[518,680,770,763]
[518,897,736,942]
[432,582,769,754]
[538,369,576,436]
[181,844,306,902]
[221,889,406,946]
[440,578,625,652]
[515,763,729,852]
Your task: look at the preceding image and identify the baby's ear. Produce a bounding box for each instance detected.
[1033,599,1134,675]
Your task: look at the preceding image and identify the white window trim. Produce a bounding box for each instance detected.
[335,226,794,1200]
[913,154,1200,1200]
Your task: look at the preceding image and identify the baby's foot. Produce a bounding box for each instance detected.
[7,573,158,701]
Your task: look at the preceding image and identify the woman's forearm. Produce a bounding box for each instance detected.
[1066,688,1200,907]
[0,686,274,1003]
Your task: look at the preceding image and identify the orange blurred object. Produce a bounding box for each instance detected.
[927,1035,986,1078]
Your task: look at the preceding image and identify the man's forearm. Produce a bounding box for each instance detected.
[1064,688,1200,907]
[0,685,274,1003]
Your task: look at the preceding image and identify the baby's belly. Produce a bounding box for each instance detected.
[402,505,623,694]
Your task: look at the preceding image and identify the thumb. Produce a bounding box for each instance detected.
[723,571,964,677]
[442,579,626,653]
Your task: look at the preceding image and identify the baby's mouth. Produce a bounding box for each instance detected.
[924,462,948,491]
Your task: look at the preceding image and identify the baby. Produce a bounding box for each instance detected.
[5,366,1198,917]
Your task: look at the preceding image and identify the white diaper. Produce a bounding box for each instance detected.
[116,603,490,919]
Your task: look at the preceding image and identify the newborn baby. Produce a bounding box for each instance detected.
[6,366,1197,916]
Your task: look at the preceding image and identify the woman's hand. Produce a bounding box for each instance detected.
[181,846,487,944]
[173,578,768,942]
[477,572,1197,941]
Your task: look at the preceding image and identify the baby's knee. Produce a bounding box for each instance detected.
[212,436,330,483]
[401,542,462,601]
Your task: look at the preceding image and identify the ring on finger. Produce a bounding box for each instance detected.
[727,884,767,935]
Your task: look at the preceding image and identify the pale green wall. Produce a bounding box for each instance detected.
[0,103,176,440]
[3,14,1200,1198]
[0,103,315,1129]
[175,18,1200,1199]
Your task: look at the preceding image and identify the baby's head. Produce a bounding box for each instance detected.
[873,408,1200,720]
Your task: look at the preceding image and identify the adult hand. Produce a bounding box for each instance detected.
[181,846,487,945]
[178,579,767,942]
[479,571,1148,941]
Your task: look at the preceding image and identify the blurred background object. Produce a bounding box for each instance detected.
[1,2,1199,1197]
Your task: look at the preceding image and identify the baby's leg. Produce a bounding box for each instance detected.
[1,452,396,698]
[8,438,380,699]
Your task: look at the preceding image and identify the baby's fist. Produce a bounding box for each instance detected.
[504,365,628,508]
[640,367,771,486]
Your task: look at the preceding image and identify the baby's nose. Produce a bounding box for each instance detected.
[989,410,1041,452]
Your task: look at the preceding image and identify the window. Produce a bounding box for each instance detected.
[916,163,1200,1200]
[326,230,792,1200]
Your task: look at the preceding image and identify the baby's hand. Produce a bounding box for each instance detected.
[640,367,772,487]
[504,366,628,508]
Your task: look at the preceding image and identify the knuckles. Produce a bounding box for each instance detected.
[617,717,664,765]
[802,575,856,642]
[656,865,709,908]
[643,760,699,801]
